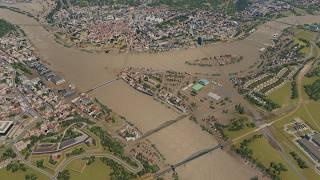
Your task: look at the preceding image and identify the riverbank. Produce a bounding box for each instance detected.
[1,7,319,179]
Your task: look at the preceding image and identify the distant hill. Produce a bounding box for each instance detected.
[69,0,247,14]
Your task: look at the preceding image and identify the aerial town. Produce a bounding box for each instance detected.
[0,0,320,180]
[49,0,294,52]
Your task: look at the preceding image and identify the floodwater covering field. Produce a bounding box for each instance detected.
[1,8,320,179]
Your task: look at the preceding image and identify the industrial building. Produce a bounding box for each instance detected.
[192,79,209,94]
[0,121,14,136]
[312,133,320,147]
[297,138,320,162]
[199,79,209,86]
[192,83,204,94]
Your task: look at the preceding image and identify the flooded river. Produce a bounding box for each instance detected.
[1,8,319,179]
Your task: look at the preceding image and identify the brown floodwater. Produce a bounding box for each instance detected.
[1,8,319,179]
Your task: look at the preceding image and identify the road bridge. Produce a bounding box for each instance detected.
[155,143,224,178]
[84,78,119,93]
[137,114,189,140]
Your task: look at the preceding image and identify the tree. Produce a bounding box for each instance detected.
[235,104,245,114]
[25,174,38,180]
[6,162,26,173]
[250,176,258,180]
[57,170,70,180]
[36,160,44,168]
[1,148,16,160]
[86,156,95,165]
[235,0,249,11]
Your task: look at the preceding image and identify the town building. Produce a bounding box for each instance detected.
[0,121,14,136]
[312,133,320,147]
[192,83,204,94]
[297,138,320,162]
[50,75,65,85]
[199,79,209,86]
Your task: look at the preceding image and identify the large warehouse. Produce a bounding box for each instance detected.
[0,121,14,136]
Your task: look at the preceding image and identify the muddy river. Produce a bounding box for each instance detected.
[1,8,319,179]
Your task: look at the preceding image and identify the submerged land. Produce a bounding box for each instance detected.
[0,0,320,180]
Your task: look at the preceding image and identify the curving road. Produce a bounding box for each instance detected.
[11,145,54,179]
[233,41,319,142]
[53,153,143,178]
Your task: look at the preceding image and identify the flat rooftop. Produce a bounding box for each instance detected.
[312,133,320,147]
[0,121,14,134]
[297,138,320,162]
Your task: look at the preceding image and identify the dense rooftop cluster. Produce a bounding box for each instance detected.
[0,27,165,178]
[235,0,291,19]
[53,5,239,52]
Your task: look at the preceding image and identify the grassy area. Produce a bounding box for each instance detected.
[66,159,111,180]
[0,165,49,180]
[0,19,15,37]
[293,37,307,46]
[248,135,299,180]
[304,80,320,101]
[30,137,102,173]
[259,30,320,179]
[31,153,62,173]
[301,75,320,100]
[271,116,320,179]
[293,30,317,42]
[305,101,320,122]
[224,116,256,139]
[291,29,318,55]
[267,82,296,106]
[268,94,320,178]
[67,159,86,172]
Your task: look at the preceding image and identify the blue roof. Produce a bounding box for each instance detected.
[199,79,209,85]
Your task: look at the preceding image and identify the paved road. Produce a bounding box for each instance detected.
[231,41,320,180]
[11,145,55,179]
[232,41,319,142]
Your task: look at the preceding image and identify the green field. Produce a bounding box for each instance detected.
[271,113,320,179]
[294,30,317,41]
[67,159,87,172]
[267,82,296,106]
[248,135,299,180]
[291,29,317,54]
[241,28,320,180]
[66,159,111,180]
[0,166,49,180]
